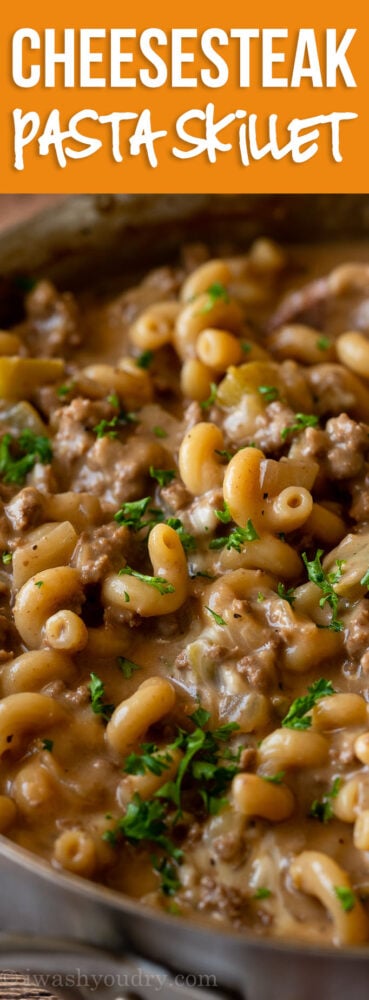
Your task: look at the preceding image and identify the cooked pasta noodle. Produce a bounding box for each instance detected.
[1,235,369,948]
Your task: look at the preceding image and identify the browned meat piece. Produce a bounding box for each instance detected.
[252,401,297,454]
[196,877,249,924]
[266,276,330,332]
[51,398,114,471]
[71,433,167,506]
[289,425,328,462]
[160,479,192,513]
[324,414,369,480]
[350,475,369,522]
[238,644,278,693]
[18,280,82,357]
[71,522,130,585]
[307,364,369,420]
[345,601,369,660]
[267,263,369,336]
[212,830,245,862]
[5,487,44,532]
[106,266,183,329]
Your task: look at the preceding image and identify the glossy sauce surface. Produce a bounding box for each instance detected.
[1,238,369,944]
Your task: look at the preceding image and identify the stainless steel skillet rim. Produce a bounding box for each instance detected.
[1,833,369,965]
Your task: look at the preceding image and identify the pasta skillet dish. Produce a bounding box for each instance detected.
[1,238,369,948]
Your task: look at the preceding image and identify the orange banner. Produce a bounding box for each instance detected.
[0,0,366,192]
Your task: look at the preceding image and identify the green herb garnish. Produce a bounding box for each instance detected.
[316,336,331,351]
[281,678,335,730]
[88,673,114,723]
[201,382,218,410]
[215,501,232,524]
[277,582,295,605]
[205,607,227,627]
[166,517,196,552]
[34,580,44,588]
[214,448,234,462]
[310,777,341,823]
[153,426,168,439]
[361,569,369,588]
[117,657,141,679]
[124,746,174,777]
[281,413,319,441]
[334,886,356,912]
[201,283,230,313]
[41,739,53,752]
[153,857,181,896]
[302,549,344,632]
[258,385,280,404]
[118,567,175,595]
[210,519,260,552]
[150,466,176,488]
[1,552,12,565]
[136,350,154,369]
[262,771,286,785]
[57,382,75,398]
[0,431,52,485]
[114,497,162,532]
[93,410,136,438]
[254,887,272,899]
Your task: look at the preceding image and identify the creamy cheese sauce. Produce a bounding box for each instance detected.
[1,238,369,944]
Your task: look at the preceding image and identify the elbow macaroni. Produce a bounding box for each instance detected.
[2,241,369,946]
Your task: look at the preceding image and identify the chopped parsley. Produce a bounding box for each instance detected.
[262,771,286,785]
[209,519,260,552]
[360,569,369,588]
[200,282,230,313]
[277,582,295,606]
[124,745,174,777]
[114,497,162,532]
[310,777,341,823]
[118,566,175,595]
[190,706,211,727]
[166,517,196,552]
[316,336,331,351]
[103,795,181,860]
[104,709,240,894]
[205,607,227,627]
[153,426,168,439]
[254,887,272,900]
[88,673,114,723]
[215,501,232,524]
[281,678,335,730]
[107,392,120,409]
[214,448,234,462]
[281,413,319,441]
[1,551,12,565]
[302,549,344,632]
[41,739,53,752]
[34,580,44,588]
[93,410,136,438]
[334,886,356,912]
[153,857,181,896]
[241,342,252,354]
[149,466,176,488]
[0,430,52,485]
[201,382,218,410]
[117,657,141,679]
[57,382,75,398]
[258,385,280,404]
[136,350,154,369]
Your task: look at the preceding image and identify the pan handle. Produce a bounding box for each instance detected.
[0,935,232,1000]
